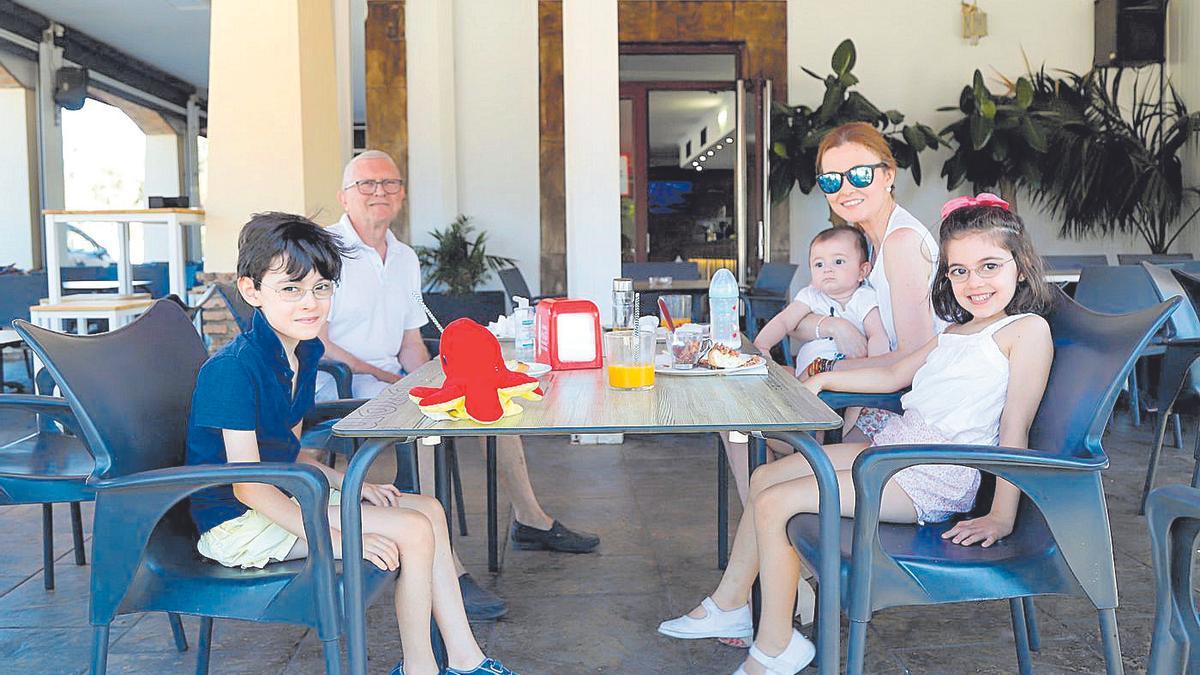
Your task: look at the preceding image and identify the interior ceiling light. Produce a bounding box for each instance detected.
[706,150,715,156]
[695,166,703,171]
[725,137,733,144]
[692,161,699,166]
[716,144,723,150]
[699,155,708,161]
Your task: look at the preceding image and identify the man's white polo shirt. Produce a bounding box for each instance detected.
[317,214,427,399]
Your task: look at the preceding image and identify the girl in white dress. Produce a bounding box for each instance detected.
[659,195,1056,675]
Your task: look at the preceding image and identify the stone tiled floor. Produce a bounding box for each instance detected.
[0,365,1191,673]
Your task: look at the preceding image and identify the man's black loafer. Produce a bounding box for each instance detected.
[459,573,508,620]
[510,520,600,553]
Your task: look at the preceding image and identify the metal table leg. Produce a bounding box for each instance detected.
[487,436,499,573]
[748,434,767,629]
[432,437,452,545]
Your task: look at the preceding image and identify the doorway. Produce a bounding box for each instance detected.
[618,49,771,284]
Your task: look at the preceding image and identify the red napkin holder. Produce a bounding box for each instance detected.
[535,298,603,370]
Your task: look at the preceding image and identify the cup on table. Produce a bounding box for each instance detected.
[659,293,692,326]
[669,324,711,370]
[648,275,673,288]
[604,330,656,390]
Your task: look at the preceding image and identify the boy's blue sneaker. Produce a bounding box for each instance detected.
[446,657,517,674]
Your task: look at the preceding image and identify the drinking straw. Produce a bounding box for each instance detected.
[657,296,676,332]
[633,292,641,363]
[412,291,445,333]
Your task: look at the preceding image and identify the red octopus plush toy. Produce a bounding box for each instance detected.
[408,318,544,423]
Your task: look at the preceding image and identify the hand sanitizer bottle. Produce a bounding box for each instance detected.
[513,296,536,361]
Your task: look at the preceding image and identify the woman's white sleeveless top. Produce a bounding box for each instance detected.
[865,204,946,349]
[901,314,1032,446]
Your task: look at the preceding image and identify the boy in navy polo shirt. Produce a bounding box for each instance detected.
[186,212,516,675]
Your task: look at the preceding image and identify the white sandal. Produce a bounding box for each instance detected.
[733,629,816,675]
[657,596,754,640]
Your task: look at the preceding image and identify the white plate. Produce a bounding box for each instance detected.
[653,353,766,376]
[506,360,551,377]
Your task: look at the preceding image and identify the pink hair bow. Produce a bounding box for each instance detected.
[940,192,1010,221]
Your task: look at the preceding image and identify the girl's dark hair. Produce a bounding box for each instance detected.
[236,212,353,287]
[810,225,870,264]
[931,205,1056,324]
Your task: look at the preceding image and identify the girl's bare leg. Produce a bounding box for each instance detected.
[687,444,869,619]
[740,473,916,675]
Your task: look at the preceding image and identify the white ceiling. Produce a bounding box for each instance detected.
[18,0,212,90]
[647,90,735,169]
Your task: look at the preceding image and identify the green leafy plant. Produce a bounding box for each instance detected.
[939,69,1060,202]
[1028,68,1200,254]
[770,39,942,203]
[415,215,516,295]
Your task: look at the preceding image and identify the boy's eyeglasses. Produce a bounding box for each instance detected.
[261,280,337,302]
[945,258,1014,284]
[344,178,404,196]
[816,162,889,194]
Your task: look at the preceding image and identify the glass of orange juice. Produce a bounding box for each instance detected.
[660,294,692,325]
[604,330,656,391]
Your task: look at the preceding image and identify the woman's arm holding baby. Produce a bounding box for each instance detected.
[943,315,1053,547]
[862,307,890,357]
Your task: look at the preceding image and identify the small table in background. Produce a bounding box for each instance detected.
[29,297,155,335]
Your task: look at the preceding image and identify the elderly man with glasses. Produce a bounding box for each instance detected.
[316,150,599,620]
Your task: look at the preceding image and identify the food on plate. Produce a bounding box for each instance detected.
[510,360,530,373]
[701,343,745,369]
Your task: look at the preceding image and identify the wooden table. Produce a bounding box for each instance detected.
[43,209,204,302]
[1044,271,1081,284]
[29,297,155,334]
[334,349,844,675]
[62,279,152,294]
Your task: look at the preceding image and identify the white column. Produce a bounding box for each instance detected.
[142,134,182,262]
[0,87,37,269]
[562,0,621,323]
[333,0,353,166]
[406,0,460,247]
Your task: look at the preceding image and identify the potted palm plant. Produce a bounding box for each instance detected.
[770,39,942,211]
[415,215,515,338]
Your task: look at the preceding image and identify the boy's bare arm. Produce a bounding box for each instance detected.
[752,300,811,355]
[224,429,310,539]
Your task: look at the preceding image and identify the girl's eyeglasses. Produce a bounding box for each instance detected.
[945,258,1014,284]
[816,162,889,194]
[262,280,337,302]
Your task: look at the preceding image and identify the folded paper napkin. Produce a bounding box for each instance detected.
[487,314,514,339]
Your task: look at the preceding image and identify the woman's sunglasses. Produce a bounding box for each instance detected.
[816,162,889,194]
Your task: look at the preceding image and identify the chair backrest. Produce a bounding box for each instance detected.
[497,268,533,313]
[621,261,700,281]
[1143,263,1200,339]
[1118,253,1194,266]
[0,271,48,325]
[1073,264,1162,316]
[1042,254,1110,272]
[1028,287,1178,459]
[213,282,255,333]
[13,300,209,479]
[752,262,798,295]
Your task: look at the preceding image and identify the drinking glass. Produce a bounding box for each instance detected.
[604,330,656,390]
[659,294,692,325]
[669,324,711,369]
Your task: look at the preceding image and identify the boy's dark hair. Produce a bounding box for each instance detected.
[931,205,1056,324]
[810,225,870,264]
[236,212,352,287]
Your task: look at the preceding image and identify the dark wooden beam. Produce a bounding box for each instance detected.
[365,0,410,242]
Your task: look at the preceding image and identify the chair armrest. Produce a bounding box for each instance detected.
[819,390,906,415]
[0,393,82,435]
[306,398,370,426]
[317,359,354,400]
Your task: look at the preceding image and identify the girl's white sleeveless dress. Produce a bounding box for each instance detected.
[873,314,1032,523]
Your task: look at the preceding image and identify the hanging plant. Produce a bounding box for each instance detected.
[769,39,942,204]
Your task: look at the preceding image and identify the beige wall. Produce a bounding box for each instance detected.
[785,0,1168,281]
[205,0,343,273]
[1169,0,1200,255]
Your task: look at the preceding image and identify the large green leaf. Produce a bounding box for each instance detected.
[970,114,994,150]
[979,97,997,120]
[972,70,987,100]
[1016,77,1034,109]
[832,39,856,78]
[819,82,846,122]
[1020,116,1047,152]
[772,141,789,159]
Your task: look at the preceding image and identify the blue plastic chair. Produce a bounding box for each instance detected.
[791,288,1177,675]
[1073,264,1168,426]
[13,299,403,675]
[742,262,798,366]
[1140,268,1200,512]
[1118,253,1194,266]
[1043,254,1110,272]
[1145,484,1200,674]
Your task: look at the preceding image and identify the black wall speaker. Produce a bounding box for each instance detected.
[1094,0,1167,67]
[53,67,89,110]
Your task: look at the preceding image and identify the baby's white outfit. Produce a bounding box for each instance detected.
[791,284,879,374]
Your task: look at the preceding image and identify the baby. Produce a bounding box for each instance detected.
[752,225,889,378]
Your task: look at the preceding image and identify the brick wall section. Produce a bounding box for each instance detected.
[197,272,239,353]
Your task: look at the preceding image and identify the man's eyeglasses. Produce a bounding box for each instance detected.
[816,162,889,194]
[343,178,404,196]
[261,280,337,302]
[945,258,1014,284]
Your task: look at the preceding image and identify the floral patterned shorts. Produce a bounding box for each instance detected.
[867,410,982,524]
